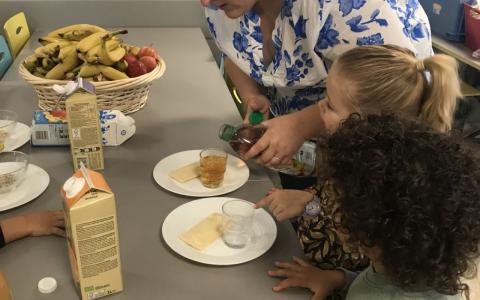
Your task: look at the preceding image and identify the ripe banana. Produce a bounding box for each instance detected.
[78,64,101,77]
[97,38,126,65]
[41,58,55,71]
[24,55,39,73]
[78,64,128,80]
[59,30,93,41]
[47,24,105,38]
[45,45,80,80]
[38,36,64,45]
[76,29,127,53]
[34,41,74,58]
[85,39,121,63]
[98,65,128,80]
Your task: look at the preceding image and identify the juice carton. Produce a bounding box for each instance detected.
[65,78,104,170]
[61,167,123,300]
[31,110,136,147]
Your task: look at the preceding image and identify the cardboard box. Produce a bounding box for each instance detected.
[65,78,104,170]
[31,110,136,147]
[61,168,123,300]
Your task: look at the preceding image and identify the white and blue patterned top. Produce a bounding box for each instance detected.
[206,0,433,116]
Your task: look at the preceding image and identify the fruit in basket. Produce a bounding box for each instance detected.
[123,54,137,65]
[45,45,80,80]
[23,24,160,81]
[126,60,147,78]
[139,56,156,72]
[78,63,128,80]
[47,24,106,39]
[138,47,158,59]
[76,29,127,53]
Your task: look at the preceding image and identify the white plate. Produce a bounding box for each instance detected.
[162,197,277,265]
[4,122,31,151]
[153,150,249,197]
[0,164,50,211]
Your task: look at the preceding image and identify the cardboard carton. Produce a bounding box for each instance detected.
[65,78,104,170]
[31,110,136,147]
[61,168,123,300]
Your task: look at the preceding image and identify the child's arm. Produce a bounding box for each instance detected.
[0,211,65,246]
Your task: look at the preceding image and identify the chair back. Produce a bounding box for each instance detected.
[3,12,30,58]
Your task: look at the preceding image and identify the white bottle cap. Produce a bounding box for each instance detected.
[62,176,86,198]
[38,277,57,294]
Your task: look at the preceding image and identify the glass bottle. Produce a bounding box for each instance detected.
[219,112,316,177]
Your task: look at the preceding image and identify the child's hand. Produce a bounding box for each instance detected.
[254,189,313,221]
[268,257,345,300]
[26,211,65,237]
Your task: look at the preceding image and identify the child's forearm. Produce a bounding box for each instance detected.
[0,216,31,244]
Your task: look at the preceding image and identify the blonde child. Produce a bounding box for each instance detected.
[253,45,462,294]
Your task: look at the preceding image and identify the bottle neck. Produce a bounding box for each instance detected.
[218,124,237,142]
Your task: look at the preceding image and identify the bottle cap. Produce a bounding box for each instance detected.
[249,111,264,125]
[38,277,57,294]
[218,124,236,141]
[62,176,86,198]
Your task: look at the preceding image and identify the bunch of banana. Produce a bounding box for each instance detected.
[24,24,134,81]
[46,24,106,41]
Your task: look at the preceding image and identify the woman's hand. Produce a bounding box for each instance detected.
[242,94,271,123]
[244,112,307,166]
[268,257,346,300]
[255,189,313,221]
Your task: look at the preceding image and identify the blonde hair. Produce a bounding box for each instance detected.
[334,45,461,132]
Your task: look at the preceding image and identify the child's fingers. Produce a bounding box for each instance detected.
[52,210,65,219]
[292,256,309,267]
[272,278,297,292]
[254,196,272,209]
[52,227,66,237]
[275,261,298,269]
[268,268,292,278]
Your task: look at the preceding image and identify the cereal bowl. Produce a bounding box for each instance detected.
[0,151,29,194]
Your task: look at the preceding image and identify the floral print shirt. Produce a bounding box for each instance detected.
[205,0,433,116]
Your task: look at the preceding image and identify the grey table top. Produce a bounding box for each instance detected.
[0,28,309,299]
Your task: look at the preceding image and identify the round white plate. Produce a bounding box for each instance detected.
[4,122,31,151]
[153,150,249,197]
[0,164,50,211]
[162,197,277,265]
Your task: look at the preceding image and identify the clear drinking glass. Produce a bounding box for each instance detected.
[199,148,227,188]
[0,110,17,151]
[0,151,29,194]
[221,199,254,249]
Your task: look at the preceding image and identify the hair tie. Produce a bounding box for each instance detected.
[416,60,425,72]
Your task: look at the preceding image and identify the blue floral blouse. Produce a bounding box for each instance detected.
[206,0,433,116]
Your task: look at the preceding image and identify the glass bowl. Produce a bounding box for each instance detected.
[0,151,29,194]
[0,110,18,150]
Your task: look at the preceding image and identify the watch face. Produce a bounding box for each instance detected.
[306,201,320,216]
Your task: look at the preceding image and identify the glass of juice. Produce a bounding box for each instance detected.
[199,148,227,188]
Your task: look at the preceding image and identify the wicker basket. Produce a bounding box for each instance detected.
[19,56,166,114]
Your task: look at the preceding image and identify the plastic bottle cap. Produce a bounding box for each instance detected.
[38,277,57,294]
[249,111,263,125]
[62,176,86,198]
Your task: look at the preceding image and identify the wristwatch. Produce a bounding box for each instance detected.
[304,195,321,217]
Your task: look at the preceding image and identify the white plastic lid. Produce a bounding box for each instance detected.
[38,277,57,294]
[62,176,86,198]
